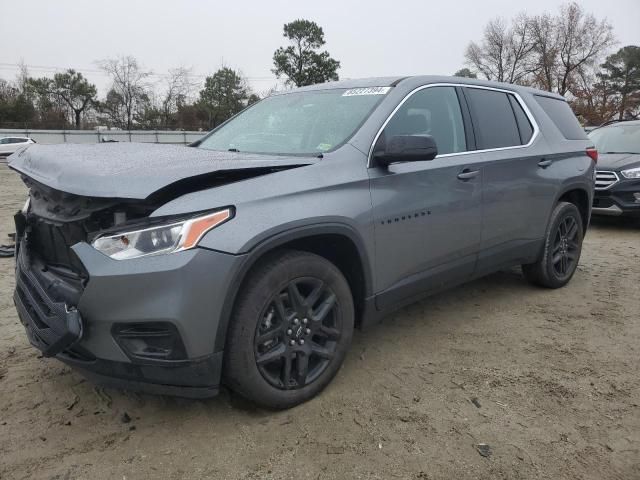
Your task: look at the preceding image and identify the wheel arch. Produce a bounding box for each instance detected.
[213,223,373,352]
[556,185,592,234]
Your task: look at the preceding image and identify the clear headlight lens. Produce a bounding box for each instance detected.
[91,209,232,260]
[621,167,640,179]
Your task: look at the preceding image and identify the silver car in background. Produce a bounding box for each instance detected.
[0,136,35,156]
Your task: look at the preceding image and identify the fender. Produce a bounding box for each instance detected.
[552,178,594,230]
[553,179,594,206]
[212,222,374,352]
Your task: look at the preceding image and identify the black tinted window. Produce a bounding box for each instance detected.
[508,95,534,144]
[382,86,466,155]
[534,95,586,140]
[465,88,521,149]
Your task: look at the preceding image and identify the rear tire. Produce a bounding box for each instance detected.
[522,202,584,288]
[223,250,354,409]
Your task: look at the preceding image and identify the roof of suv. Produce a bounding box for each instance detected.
[597,119,640,128]
[281,75,566,100]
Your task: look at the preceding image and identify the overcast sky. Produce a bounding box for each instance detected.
[1,0,638,96]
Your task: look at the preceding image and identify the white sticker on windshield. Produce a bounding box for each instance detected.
[342,87,391,96]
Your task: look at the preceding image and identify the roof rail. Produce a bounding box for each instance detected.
[588,117,637,133]
[598,118,636,128]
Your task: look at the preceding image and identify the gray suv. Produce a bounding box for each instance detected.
[10,76,595,409]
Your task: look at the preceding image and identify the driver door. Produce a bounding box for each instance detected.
[368,86,484,310]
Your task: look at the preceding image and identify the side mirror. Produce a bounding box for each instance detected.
[373,134,438,167]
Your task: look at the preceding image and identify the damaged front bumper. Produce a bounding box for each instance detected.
[14,242,83,356]
[14,213,244,398]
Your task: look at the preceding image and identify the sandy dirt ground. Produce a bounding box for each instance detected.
[0,163,639,480]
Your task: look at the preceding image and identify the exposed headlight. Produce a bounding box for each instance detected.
[621,167,640,179]
[91,209,232,260]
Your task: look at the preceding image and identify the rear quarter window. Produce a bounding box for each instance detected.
[508,95,534,144]
[534,95,587,140]
[464,88,521,149]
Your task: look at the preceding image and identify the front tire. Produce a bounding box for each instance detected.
[223,250,354,409]
[522,201,584,288]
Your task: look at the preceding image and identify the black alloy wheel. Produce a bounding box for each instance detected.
[224,250,354,409]
[254,278,341,390]
[551,215,580,278]
[522,201,584,288]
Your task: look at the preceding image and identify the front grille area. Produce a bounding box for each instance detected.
[14,242,84,356]
[595,170,620,190]
[29,219,88,274]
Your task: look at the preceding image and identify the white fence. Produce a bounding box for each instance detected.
[0,129,206,145]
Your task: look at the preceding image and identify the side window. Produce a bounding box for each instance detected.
[0,138,7,144]
[508,95,534,144]
[465,88,521,149]
[534,95,587,140]
[381,86,467,155]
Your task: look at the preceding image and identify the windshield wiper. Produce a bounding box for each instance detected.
[603,151,639,154]
[228,148,240,152]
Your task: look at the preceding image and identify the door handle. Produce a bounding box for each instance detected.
[538,159,553,168]
[457,169,480,181]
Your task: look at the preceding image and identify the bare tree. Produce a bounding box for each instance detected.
[508,14,538,84]
[97,56,151,129]
[465,19,508,81]
[465,15,535,83]
[553,2,616,95]
[571,66,620,125]
[159,67,196,128]
[466,3,616,96]
[16,60,30,95]
[529,12,560,92]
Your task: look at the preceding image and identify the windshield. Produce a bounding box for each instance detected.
[589,123,640,154]
[196,87,389,155]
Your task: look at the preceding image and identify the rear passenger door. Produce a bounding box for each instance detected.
[462,86,555,273]
[369,86,484,309]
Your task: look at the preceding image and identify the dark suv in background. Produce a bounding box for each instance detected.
[10,76,595,409]
[589,120,640,218]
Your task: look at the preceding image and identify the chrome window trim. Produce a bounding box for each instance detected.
[366,83,540,167]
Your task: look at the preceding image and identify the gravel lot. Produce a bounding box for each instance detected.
[0,163,638,480]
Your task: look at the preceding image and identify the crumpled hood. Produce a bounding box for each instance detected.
[596,152,640,171]
[9,143,317,199]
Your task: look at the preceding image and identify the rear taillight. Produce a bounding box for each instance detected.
[586,147,598,163]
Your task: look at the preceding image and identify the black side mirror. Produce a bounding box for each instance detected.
[373,134,438,167]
